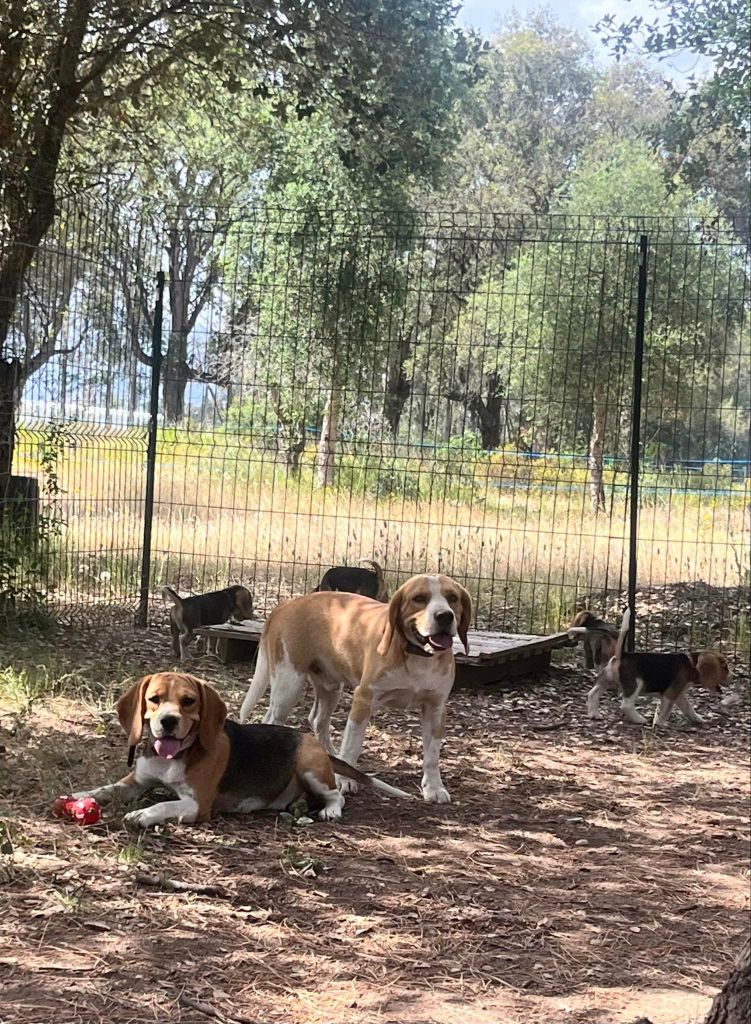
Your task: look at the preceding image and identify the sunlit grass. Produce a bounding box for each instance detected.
[12,427,750,640]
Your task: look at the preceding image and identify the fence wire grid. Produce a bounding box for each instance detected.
[1,198,749,660]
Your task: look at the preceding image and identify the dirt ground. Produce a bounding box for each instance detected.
[1,626,749,1024]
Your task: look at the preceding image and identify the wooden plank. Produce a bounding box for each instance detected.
[455,652,552,688]
[196,621,570,672]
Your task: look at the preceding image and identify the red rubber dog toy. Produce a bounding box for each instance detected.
[51,795,101,826]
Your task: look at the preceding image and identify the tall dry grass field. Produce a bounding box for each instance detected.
[13,426,750,650]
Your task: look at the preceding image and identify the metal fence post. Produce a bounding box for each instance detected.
[627,235,649,651]
[136,270,165,627]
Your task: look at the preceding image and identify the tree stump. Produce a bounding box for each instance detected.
[704,934,750,1024]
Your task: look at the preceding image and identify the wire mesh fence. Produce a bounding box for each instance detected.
[1,195,749,660]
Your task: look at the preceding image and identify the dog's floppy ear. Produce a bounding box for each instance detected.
[377,584,407,660]
[117,676,150,749]
[198,680,227,752]
[456,584,472,655]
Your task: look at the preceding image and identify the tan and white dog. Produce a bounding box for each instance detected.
[240,574,472,804]
[73,673,408,828]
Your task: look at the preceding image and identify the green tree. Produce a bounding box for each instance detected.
[598,0,750,228]
[449,13,596,213]
[598,0,750,141]
[97,94,275,423]
[235,113,416,482]
[0,0,480,478]
[452,140,747,509]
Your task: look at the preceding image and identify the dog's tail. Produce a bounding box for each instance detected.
[329,755,412,800]
[613,607,631,664]
[239,642,271,722]
[360,559,388,602]
[162,586,182,608]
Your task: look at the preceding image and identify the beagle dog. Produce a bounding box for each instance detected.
[73,673,408,829]
[567,610,619,669]
[587,609,730,726]
[240,574,472,804]
[163,585,254,660]
[315,559,389,602]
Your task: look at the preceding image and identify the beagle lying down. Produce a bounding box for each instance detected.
[240,573,472,804]
[74,673,408,829]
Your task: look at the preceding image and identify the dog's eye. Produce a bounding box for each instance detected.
[413,594,428,605]
[149,694,161,705]
[447,593,458,604]
[181,697,196,708]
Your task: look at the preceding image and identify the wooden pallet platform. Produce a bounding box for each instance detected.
[196,621,571,686]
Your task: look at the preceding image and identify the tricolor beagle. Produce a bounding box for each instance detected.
[240,574,472,804]
[73,673,408,829]
[163,585,254,660]
[587,609,729,726]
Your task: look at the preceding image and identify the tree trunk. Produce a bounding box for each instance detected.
[163,333,189,423]
[286,427,306,474]
[588,382,607,513]
[0,359,22,493]
[704,934,750,1024]
[315,388,340,488]
[0,189,57,482]
[383,331,412,438]
[473,372,505,450]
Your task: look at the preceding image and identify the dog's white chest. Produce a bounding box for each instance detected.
[134,755,187,791]
[373,655,454,710]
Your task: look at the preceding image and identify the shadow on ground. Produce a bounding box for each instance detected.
[0,624,749,1024]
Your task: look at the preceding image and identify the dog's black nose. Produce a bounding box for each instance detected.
[435,610,455,628]
[159,714,179,734]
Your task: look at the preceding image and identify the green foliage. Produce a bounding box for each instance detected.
[0,421,71,620]
[283,844,325,877]
[597,0,750,142]
[597,0,750,227]
[450,140,748,464]
[449,12,597,212]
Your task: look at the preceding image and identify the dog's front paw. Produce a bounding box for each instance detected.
[422,784,451,804]
[336,775,359,795]
[318,801,344,822]
[123,808,157,830]
[587,709,603,720]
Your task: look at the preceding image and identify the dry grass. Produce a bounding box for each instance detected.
[1,625,749,1024]
[14,429,750,642]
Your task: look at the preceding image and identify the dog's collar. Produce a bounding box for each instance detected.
[405,641,434,659]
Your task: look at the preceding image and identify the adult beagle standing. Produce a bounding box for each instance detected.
[72,673,408,828]
[240,574,472,804]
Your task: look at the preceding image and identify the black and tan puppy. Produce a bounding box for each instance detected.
[163,585,254,660]
[587,608,729,726]
[568,610,619,669]
[315,559,389,602]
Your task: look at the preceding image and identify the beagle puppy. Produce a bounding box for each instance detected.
[240,574,472,804]
[315,559,389,602]
[163,585,254,660]
[587,609,730,726]
[567,610,619,669]
[73,673,408,829]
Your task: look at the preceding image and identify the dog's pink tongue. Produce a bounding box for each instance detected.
[428,633,454,651]
[154,737,182,759]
